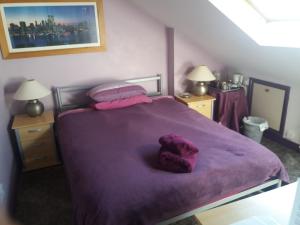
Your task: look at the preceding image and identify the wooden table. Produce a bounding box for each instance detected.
[196,182,297,225]
[12,111,60,171]
[175,94,216,120]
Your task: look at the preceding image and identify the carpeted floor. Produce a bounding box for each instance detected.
[14,138,300,225]
[261,138,300,182]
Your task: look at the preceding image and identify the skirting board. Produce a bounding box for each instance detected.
[264,131,300,152]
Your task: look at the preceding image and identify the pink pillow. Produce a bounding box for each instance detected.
[89,85,147,102]
[91,95,152,110]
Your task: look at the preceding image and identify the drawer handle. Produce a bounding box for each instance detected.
[265,89,270,92]
[30,142,46,148]
[196,104,206,108]
[30,156,48,161]
[27,128,42,133]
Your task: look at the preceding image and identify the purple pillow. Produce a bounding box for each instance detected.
[86,81,132,96]
[88,85,147,102]
[90,95,152,110]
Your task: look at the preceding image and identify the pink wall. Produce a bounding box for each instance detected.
[174,32,224,94]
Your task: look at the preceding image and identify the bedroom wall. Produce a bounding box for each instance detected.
[0,0,169,114]
[0,76,14,209]
[174,32,224,94]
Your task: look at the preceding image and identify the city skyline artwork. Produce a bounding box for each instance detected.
[3,4,99,50]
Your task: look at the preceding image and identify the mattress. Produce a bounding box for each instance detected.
[57,97,288,225]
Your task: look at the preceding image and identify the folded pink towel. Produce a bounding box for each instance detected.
[158,134,199,173]
[159,134,199,156]
[159,147,198,173]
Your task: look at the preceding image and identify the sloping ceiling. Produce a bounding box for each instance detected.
[129,0,300,144]
[129,0,300,84]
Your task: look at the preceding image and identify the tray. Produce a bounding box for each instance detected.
[208,86,241,93]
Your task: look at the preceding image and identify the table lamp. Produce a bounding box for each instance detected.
[14,79,51,117]
[187,65,216,96]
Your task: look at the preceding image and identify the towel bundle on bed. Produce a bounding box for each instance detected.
[158,134,199,173]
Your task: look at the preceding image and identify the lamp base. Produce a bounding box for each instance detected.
[25,99,44,117]
[192,82,208,96]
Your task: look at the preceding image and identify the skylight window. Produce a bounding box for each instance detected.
[209,0,300,48]
[248,0,300,22]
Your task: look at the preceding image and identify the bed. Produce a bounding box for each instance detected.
[55,75,288,225]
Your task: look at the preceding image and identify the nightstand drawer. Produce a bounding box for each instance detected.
[20,138,56,159]
[188,100,212,118]
[18,124,52,141]
[175,94,215,120]
[22,138,58,171]
[24,154,58,171]
[12,111,59,172]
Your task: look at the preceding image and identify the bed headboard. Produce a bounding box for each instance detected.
[54,74,162,113]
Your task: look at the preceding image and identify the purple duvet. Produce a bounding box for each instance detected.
[57,98,288,225]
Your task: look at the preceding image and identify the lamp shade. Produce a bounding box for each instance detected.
[187,65,216,82]
[14,79,51,101]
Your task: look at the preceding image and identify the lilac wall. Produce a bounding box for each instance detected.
[1,0,168,114]
[0,76,14,209]
[174,32,224,94]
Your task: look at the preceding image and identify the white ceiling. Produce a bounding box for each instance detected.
[129,0,300,84]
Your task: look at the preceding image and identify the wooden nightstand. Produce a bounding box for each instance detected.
[12,111,60,171]
[175,94,216,119]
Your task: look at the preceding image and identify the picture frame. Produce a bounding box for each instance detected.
[0,0,106,59]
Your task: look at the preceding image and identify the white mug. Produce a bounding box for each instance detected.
[239,75,244,84]
[233,74,241,84]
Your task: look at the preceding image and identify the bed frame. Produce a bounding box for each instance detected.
[157,179,281,225]
[53,74,283,225]
[54,74,162,113]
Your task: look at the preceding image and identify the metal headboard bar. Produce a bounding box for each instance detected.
[54,74,162,113]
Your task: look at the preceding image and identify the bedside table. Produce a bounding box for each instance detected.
[12,111,60,171]
[175,94,216,119]
[209,87,249,132]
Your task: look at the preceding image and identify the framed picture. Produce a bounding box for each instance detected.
[0,0,106,59]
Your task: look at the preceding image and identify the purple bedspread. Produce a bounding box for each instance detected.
[57,98,288,225]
